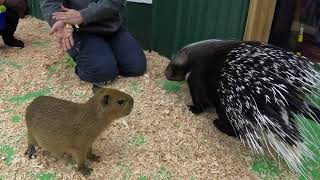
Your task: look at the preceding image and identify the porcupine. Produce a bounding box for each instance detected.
[165,39,320,177]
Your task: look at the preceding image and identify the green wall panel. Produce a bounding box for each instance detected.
[122,3,153,50]
[151,0,250,58]
[26,0,43,20]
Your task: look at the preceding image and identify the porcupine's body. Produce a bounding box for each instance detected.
[165,39,320,177]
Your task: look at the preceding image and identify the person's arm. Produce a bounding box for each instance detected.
[40,0,74,51]
[39,0,64,26]
[79,0,126,25]
[0,0,4,5]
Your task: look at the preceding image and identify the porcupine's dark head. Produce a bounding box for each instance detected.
[165,49,191,81]
[165,39,242,81]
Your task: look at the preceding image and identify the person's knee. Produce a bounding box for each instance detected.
[129,56,147,76]
[76,61,118,84]
[71,34,119,84]
[120,53,147,77]
[110,29,147,77]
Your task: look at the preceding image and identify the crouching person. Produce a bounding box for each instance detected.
[39,0,147,90]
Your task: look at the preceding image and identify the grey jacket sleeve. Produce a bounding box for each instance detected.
[39,0,64,27]
[79,0,126,25]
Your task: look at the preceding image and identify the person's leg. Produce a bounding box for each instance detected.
[268,0,296,50]
[1,8,24,48]
[67,32,118,85]
[109,27,147,77]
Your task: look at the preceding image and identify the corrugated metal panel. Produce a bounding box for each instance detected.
[151,0,250,58]
[122,3,153,50]
[27,0,43,20]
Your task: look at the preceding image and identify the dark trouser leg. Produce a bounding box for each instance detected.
[109,27,147,77]
[67,27,146,90]
[268,0,296,50]
[1,8,24,48]
[2,8,19,39]
[67,32,118,85]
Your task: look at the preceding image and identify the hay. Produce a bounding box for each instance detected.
[0,17,295,180]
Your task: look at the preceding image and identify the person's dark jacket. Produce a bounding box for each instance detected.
[39,0,127,36]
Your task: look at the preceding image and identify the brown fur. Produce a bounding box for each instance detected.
[24,88,134,176]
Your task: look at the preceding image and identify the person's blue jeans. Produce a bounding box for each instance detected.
[67,27,147,85]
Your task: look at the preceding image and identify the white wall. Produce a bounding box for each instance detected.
[127,0,152,4]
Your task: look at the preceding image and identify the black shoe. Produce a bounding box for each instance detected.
[3,37,24,48]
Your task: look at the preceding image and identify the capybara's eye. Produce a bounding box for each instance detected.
[117,99,125,105]
[102,95,109,105]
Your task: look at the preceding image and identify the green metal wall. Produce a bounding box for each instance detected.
[26,0,43,20]
[26,0,250,59]
[151,0,250,58]
[122,3,153,50]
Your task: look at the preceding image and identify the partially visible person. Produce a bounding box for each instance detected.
[0,0,26,48]
[268,0,296,50]
[40,0,147,90]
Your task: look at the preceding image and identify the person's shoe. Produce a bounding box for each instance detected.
[3,37,24,48]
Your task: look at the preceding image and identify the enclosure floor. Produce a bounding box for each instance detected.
[0,17,298,180]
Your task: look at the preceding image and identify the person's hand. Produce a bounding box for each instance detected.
[0,0,4,5]
[52,6,84,25]
[49,20,74,51]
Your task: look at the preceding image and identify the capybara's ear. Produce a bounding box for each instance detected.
[92,84,102,94]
